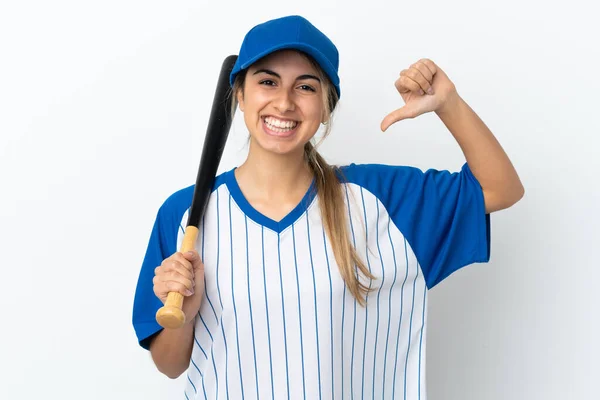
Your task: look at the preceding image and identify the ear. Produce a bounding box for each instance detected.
[237,89,245,112]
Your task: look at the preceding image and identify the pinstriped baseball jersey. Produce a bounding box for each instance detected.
[132,162,490,400]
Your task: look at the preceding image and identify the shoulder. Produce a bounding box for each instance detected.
[156,170,229,220]
[337,163,425,184]
[335,163,427,203]
[337,162,474,190]
[334,162,479,212]
[160,184,194,214]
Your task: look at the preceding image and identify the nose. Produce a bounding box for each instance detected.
[273,88,295,113]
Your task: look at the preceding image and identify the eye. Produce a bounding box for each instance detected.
[298,84,316,92]
[259,79,276,86]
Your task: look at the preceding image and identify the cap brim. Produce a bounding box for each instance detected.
[230,42,340,97]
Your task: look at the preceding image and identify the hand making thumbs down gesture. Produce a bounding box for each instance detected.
[380,58,460,131]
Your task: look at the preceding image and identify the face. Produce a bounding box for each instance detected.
[237,50,327,156]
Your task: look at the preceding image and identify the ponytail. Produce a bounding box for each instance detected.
[304,142,375,306]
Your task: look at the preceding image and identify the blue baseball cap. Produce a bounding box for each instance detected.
[229,15,341,98]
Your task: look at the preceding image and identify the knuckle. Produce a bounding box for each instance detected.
[177,265,192,278]
[176,253,192,269]
[170,253,182,265]
[168,271,181,280]
[426,60,436,72]
[416,63,430,77]
[161,259,172,270]
[153,281,163,295]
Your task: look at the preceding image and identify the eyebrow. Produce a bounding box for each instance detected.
[253,68,321,82]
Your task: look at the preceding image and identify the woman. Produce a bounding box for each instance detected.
[132,15,524,400]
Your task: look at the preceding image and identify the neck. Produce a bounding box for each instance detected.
[234,139,314,202]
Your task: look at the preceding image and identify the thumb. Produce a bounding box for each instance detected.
[380,106,414,132]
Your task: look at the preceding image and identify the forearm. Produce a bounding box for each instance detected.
[149,321,195,379]
[436,93,524,213]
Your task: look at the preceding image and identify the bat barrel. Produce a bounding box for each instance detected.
[188,54,238,228]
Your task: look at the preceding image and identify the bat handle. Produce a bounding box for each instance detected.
[155,226,199,329]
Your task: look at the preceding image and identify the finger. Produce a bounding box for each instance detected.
[182,250,199,263]
[163,279,194,296]
[171,254,195,283]
[395,75,423,95]
[156,271,195,295]
[159,258,195,286]
[380,106,415,132]
[400,68,432,95]
[418,58,437,78]
[172,252,194,273]
[165,271,194,292]
[152,277,192,302]
[152,276,168,303]
[411,62,434,93]
[183,250,204,273]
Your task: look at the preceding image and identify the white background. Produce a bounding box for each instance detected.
[1,1,598,399]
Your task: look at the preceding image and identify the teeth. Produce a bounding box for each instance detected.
[265,116,297,130]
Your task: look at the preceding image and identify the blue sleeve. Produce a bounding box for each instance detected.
[344,162,490,289]
[132,188,192,350]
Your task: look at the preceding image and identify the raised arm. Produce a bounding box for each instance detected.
[380,58,524,213]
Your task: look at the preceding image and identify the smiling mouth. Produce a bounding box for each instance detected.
[261,116,300,138]
[262,116,299,134]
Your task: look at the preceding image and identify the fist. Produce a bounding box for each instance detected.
[381,58,459,131]
[153,250,205,323]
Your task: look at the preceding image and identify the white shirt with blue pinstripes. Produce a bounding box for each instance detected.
[132,162,490,400]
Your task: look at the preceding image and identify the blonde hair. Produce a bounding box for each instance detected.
[230,52,375,306]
